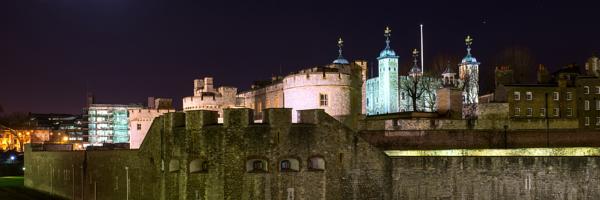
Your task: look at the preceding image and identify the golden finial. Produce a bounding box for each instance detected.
[412,48,419,56]
[337,37,344,47]
[384,26,392,37]
[465,35,473,46]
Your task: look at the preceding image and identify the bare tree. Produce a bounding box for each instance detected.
[400,73,440,112]
[400,75,424,112]
[420,74,440,112]
[458,66,479,119]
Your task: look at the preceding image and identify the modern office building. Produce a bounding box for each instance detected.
[87,104,142,146]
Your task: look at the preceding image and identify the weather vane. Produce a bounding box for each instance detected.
[465,35,473,47]
[337,37,344,57]
[384,26,391,48]
[412,48,419,63]
[384,26,391,37]
[465,35,473,54]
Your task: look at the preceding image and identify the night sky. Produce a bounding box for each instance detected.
[1,0,599,114]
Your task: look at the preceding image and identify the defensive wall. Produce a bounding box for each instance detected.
[25,107,600,200]
[25,108,390,200]
[390,156,600,200]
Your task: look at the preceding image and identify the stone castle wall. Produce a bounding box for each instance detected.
[361,117,578,131]
[25,108,390,200]
[391,156,600,200]
[236,82,284,120]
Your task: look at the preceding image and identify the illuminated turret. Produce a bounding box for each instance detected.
[459,35,481,118]
[366,26,400,115]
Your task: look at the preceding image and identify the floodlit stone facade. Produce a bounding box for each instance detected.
[182,77,238,119]
[25,107,600,200]
[128,108,174,149]
[25,108,391,200]
[237,57,366,127]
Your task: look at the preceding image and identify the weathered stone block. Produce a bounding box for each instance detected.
[262,108,292,126]
[223,108,253,127]
[185,110,218,130]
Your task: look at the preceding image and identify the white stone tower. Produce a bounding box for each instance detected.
[459,35,480,118]
[375,26,400,114]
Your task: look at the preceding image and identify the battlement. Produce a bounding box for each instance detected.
[283,72,352,89]
[217,86,238,95]
[179,108,325,129]
[128,108,175,116]
[237,82,283,96]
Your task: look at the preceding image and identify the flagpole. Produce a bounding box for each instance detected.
[420,24,424,72]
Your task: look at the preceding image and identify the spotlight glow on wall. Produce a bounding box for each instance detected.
[385,147,600,157]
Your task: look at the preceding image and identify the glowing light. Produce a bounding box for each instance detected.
[62,136,69,142]
[10,156,15,160]
[22,167,25,171]
[385,147,600,157]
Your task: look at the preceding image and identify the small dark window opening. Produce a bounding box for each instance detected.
[280,160,290,170]
[253,160,264,171]
[201,161,209,172]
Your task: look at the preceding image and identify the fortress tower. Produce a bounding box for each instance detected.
[238,38,366,128]
[183,77,237,120]
[366,27,400,115]
[459,36,480,118]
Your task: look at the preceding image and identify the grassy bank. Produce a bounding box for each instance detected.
[0,176,65,200]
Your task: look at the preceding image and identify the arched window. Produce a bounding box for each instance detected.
[280,160,290,170]
[279,158,300,172]
[189,159,208,173]
[253,160,263,170]
[246,158,268,173]
[308,156,325,171]
[169,160,179,173]
[201,161,209,171]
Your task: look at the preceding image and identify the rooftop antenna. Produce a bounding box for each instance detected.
[420,24,424,72]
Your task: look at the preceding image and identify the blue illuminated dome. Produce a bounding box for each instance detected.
[378,27,399,59]
[378,47,397,59]
[333,56,349,64]
[462,53,478,64]
[332,37,350,64]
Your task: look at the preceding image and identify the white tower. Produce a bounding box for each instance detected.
[459,35,480,118]
[376,26,400,114]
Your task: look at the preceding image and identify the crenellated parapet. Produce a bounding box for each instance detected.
[283,70,352,89]
[183,77,238,118]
